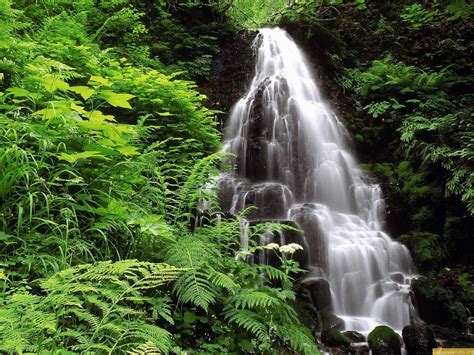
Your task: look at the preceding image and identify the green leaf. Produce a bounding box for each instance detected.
[6,87,42,99]
[71,102,86,114]
[87,110,115,122]
[117,146,140,156]
[89,75,112,87]
[183,311,196,324]
[36,76,70,93]
[6,87,31,97]
[238,339,254,352]
[100,90,135,109]
[70,86,95,100]
[58,151,105,163]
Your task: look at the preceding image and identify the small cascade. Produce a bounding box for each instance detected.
[219,27,418,333]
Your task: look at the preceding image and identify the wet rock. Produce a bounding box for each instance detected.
[402,324,437,355]
[217,175,250,212]
[350,344,370,354]
[319,311,344,331]
[301,268,332,311]
[320,343,370,355]
[231,182,294,220]
[368,325,401,355]
[290,204,326,267]
[321,328,351,347]
[343,330,366,343]
[390,272,405,284]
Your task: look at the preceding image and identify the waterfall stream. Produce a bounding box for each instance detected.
[219,28,418,334]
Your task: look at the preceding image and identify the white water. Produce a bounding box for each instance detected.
[220,28,418,333]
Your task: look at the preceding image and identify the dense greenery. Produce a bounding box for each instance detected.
[1,0,472,352]
[0,0,319,353]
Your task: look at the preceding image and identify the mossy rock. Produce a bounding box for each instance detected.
[321,328,351,347]
[319,311,344,331]
[368,326,401,355]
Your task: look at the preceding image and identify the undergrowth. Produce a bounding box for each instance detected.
[0,1,318,353]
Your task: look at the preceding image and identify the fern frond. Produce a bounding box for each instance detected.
[274,323,319,355]
[208,268,239,292]
[223,307,269,343]
[127,341,162,355]
[229,289,281,309]
[173,270,217,310]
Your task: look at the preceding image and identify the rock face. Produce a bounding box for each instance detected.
[402,324,437,355]
[368,325,401,355]
[202,30,256,125]
[300,267,332,311]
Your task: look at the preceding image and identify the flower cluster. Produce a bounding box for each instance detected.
[263,243,303,254]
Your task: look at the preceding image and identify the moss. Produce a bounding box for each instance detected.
[368,326,401,355]
[321,328,351,347]
[398,232,446,271]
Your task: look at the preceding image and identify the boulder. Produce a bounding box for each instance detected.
[343,330,366,343]
[368,325,401,355]
[301,268,332,310]
[321,328,351,347]
[402,324,437,355]
[319,311,344,331]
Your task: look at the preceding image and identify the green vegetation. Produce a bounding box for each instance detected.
[228,0,286,28]
[1,0,473,352]
[0,0,318,353]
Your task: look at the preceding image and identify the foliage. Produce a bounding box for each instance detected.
[400,4,438,29]
[412,269,474,330]
[343,56,473,215]
[0,1,318,353]
[277,0,366,25]
[398,232,446,271]
[12,0,232,81]
[228,0,286,29]
[0,261,182,353]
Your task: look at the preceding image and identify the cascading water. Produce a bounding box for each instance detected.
[219,28,418,334]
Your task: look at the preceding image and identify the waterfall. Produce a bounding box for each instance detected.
[219,27,418,334]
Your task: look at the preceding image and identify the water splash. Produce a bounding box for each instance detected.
[220,28,418,333]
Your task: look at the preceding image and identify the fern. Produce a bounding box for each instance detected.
[223,307,270,342]
[0,260,182,353]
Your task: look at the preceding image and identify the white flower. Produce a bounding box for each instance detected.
[279,243,304,254]
[264,243,279,250]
